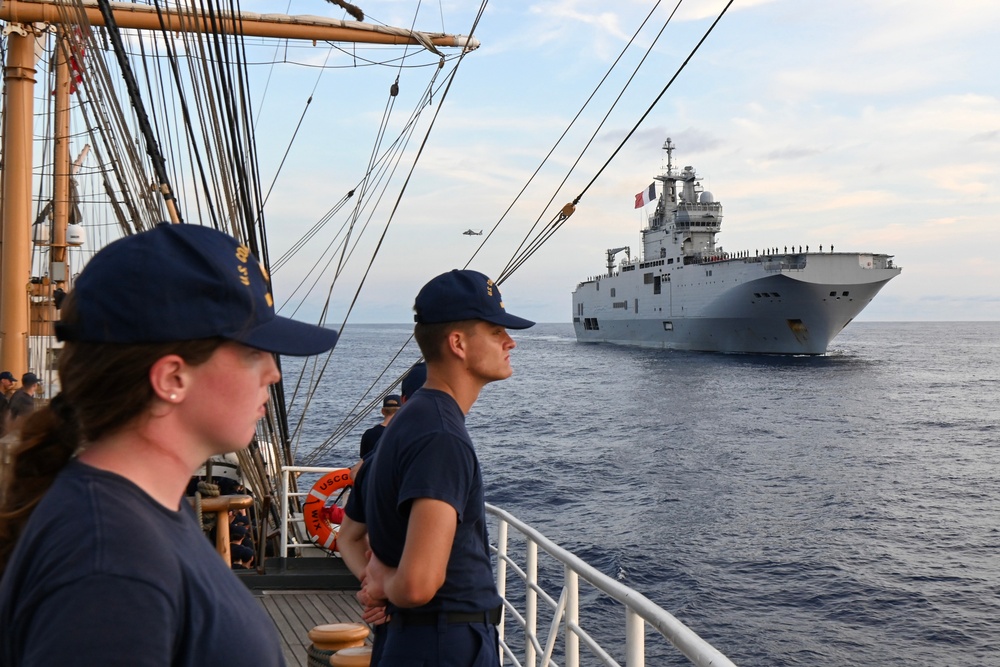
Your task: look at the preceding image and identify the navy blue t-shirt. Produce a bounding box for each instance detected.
[343,449,373,524]
[364,388,500,614]
[359,423,385,458]
[0,459,286,666]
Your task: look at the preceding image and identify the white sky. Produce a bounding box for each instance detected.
[247,0,1000,324]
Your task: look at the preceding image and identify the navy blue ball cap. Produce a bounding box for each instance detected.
[0,371,14,382]
[55,223,339,356]
[413,270,534,330]
[400,362,426,400]
[231,544,254,562]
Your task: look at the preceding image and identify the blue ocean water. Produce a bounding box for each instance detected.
[292,322,1000,666]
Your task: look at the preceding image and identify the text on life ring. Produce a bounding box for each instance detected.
[302,468,352,551]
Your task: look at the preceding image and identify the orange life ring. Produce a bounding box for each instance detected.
[302,468,352,551]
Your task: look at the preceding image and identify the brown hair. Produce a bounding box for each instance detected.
[413,319,478,362]
[0,294,223,573]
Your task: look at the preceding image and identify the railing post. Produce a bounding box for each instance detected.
[625,608,644,666]
[496,518,508,665]
[526,540,537,667]
[565,569,580,667]
[279,467,289,557]
[483,504,738,667]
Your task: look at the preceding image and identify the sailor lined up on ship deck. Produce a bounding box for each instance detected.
[361,270,534,667]
[0,224,339,666]
[340,362,427,666]
[0,372,14,439]
[359,394,401,459]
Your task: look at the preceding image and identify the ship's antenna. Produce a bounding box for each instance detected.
[663,137,674,176]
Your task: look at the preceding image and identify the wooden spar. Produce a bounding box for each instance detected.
[0,27,37,378]
[53,28,70,268]
[0,0,480,50]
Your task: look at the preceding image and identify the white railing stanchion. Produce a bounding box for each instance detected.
[496,518,509,666]
[625,608,644,666]
[279,467,289,557]
[526,540,538,667]
[566,569,580,667]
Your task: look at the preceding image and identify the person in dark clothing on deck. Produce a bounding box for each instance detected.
[6,373,40,430]
[359,394,401,458]
[0,223,339,666]
[0,372,14,399]
[362,270,534,667]
[340,362,426,666]
[0,372,14,437]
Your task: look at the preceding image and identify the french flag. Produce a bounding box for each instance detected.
[634,183,656,209]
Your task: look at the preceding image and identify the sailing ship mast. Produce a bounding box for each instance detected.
[0,0,479,379]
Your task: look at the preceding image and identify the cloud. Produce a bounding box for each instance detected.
[252,0,1000,323]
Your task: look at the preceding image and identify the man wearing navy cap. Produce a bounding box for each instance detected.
[0,371,14,397]
[363,269,533,667]
[7,373,40,427]
[359,394,401,458]
[0,371,14,437]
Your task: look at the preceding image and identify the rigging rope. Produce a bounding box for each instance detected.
[497,0,735,285]
[304,0,736,458]
[306,0,679,454]
[287,59,446,457]
[294,1,488,463]
[56,4,160,232]
[465,0,671,271]
[94,0,184,223]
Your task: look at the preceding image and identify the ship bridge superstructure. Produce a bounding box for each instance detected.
[641,138,723,264]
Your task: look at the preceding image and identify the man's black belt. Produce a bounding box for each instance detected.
[392,605,502,627]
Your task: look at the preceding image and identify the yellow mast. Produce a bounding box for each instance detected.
[0,26,37,379]
[25,28,71,348]
[0,0,478,378]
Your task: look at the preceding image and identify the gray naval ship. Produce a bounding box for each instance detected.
[572,139,901,354]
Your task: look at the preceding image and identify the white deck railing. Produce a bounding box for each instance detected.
[275,467,735,666]
[488,504,737,667]
[278,465,342,557]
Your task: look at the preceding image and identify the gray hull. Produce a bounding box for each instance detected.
[572,254,900,355]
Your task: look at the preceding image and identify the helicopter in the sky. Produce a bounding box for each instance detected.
[462,229,483,236]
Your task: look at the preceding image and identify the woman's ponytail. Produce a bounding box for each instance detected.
[0,394,80,573]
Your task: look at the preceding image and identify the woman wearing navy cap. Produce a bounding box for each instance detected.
[0,224,338,666]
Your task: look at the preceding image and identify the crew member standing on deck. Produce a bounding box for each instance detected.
[0,223,339,666]
[339,362,427,666]
[0,372,14,400]
[6,373,41,429]
[362,270,534,667]
[359,394,401,458]
[0,372,14,437]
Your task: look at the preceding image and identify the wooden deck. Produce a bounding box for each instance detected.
[255,590,368,667]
